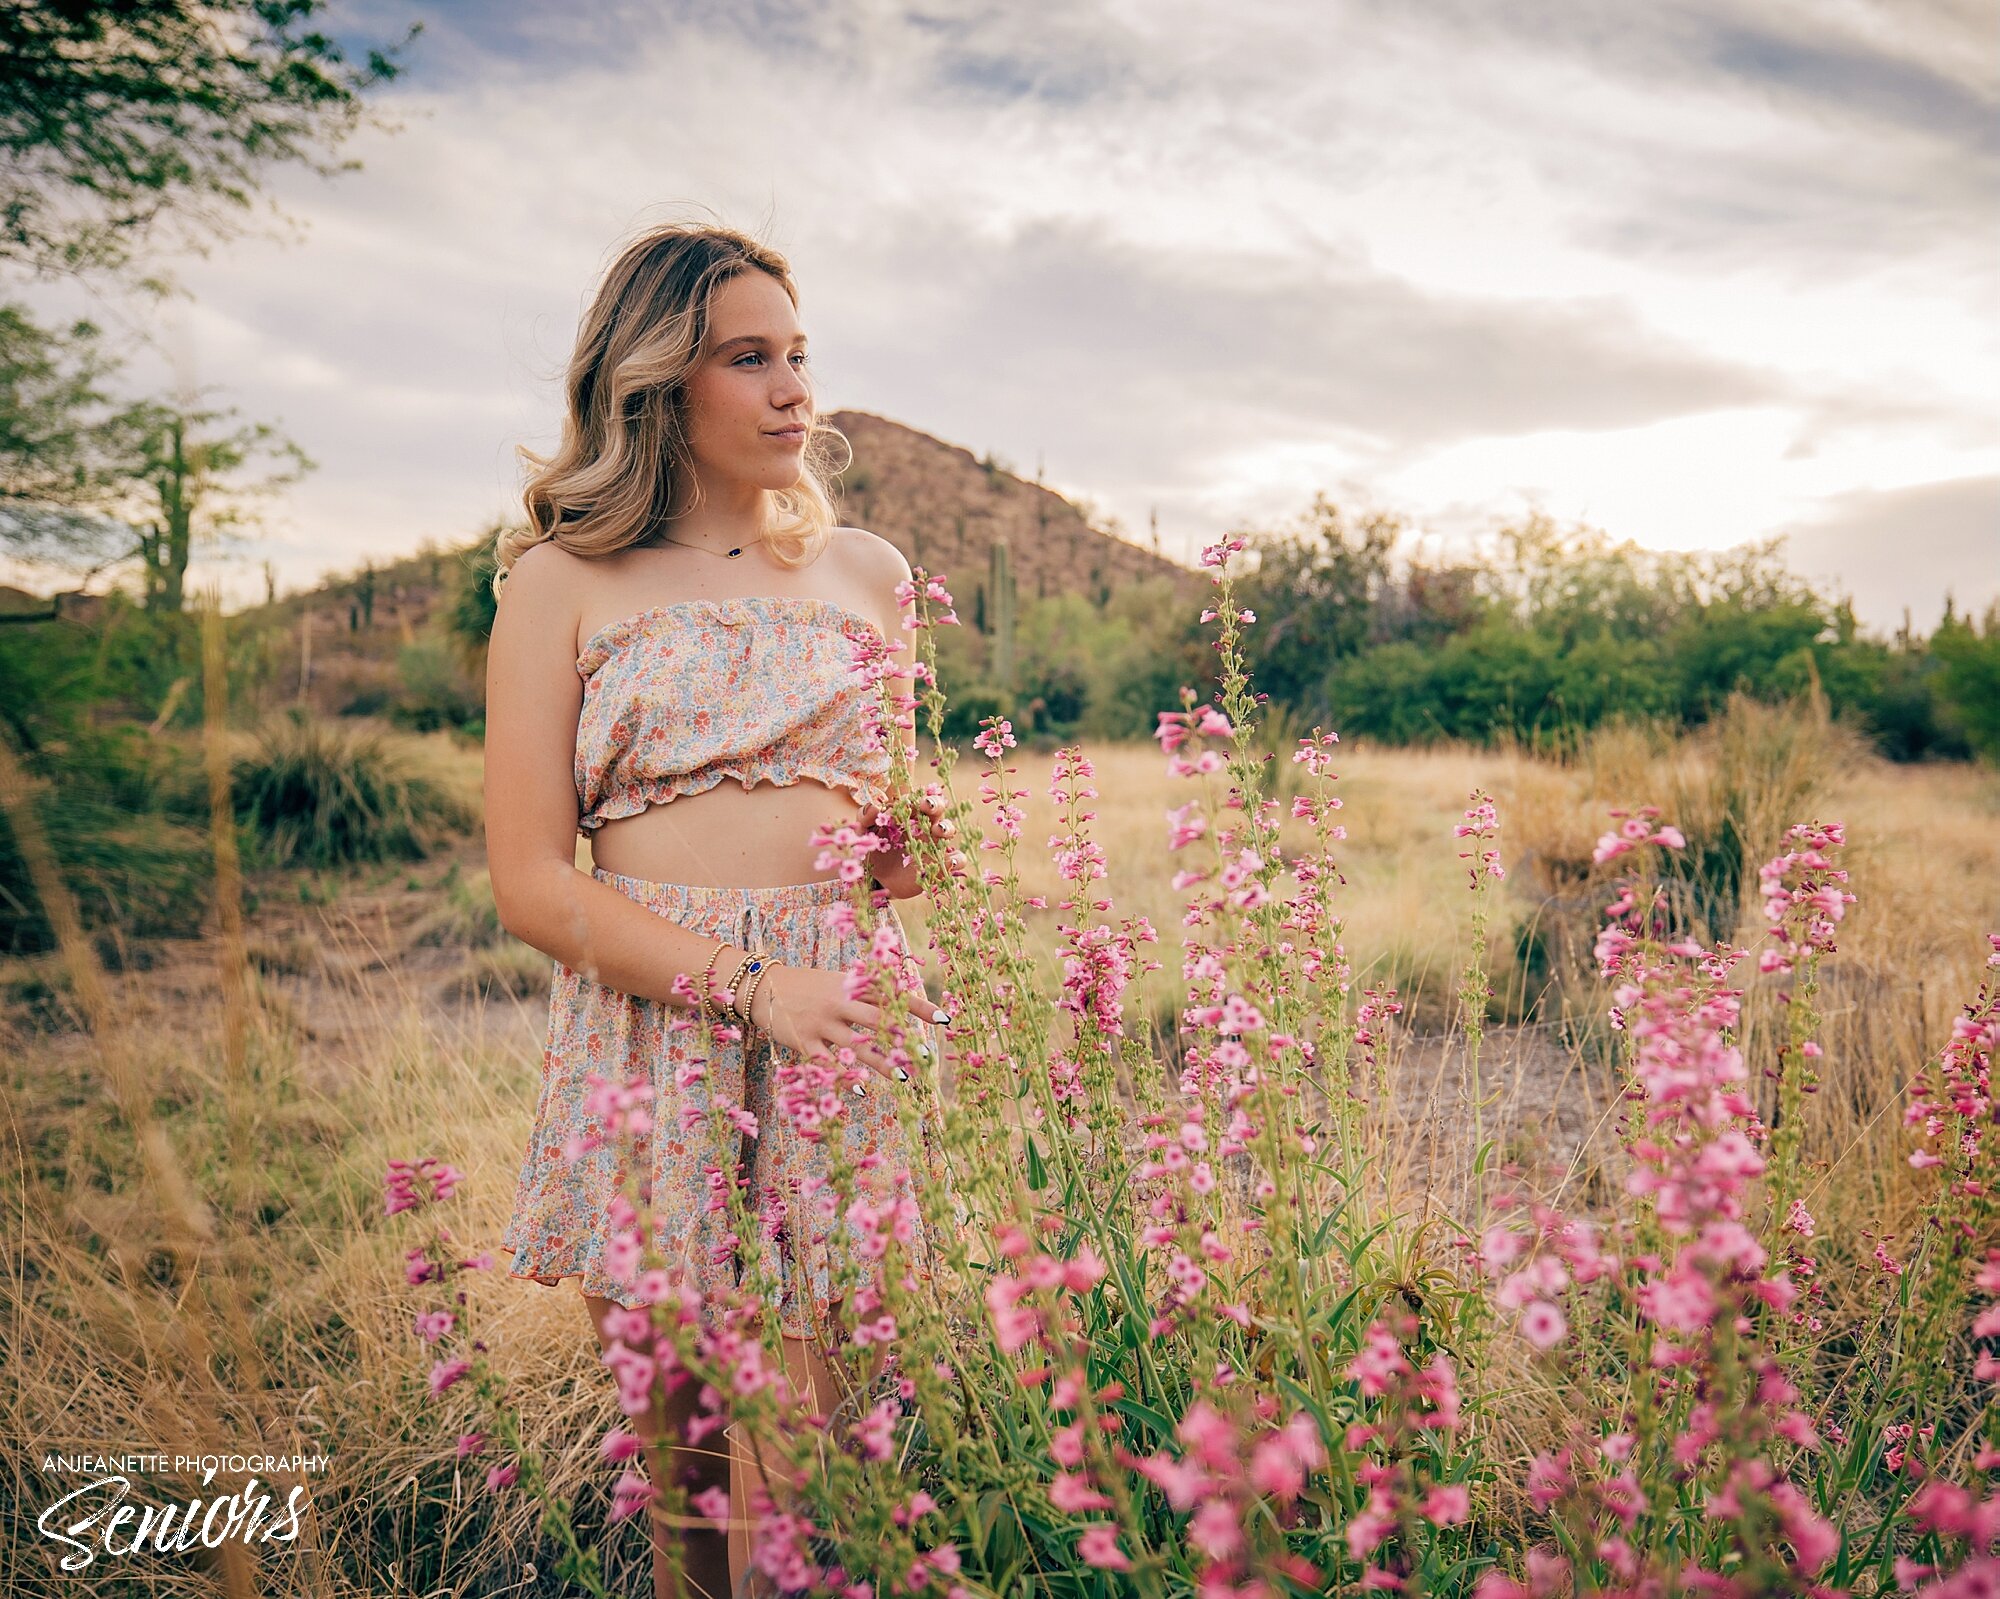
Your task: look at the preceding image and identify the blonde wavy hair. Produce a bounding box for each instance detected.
[494,223,847,593]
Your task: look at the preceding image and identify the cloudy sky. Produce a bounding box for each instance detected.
[18,0,1998,630]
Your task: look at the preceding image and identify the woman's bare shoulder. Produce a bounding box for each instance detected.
[501,536,591,597]
[832,524,914,583]
[493,537,591,648]
[830,526,917,643]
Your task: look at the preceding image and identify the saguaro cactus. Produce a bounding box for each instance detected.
[989,536,1016,697]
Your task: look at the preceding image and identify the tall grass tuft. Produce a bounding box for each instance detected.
[1659,688,1848,944]
[231,710,476,869]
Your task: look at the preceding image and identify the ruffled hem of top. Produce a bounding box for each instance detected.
[576,594,885,679]
[578,764,889,832]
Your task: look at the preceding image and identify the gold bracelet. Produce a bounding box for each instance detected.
[695,942,728,1015]
[726,950,771,1019]
[712,949,752,1018]
[739,961,777,1031]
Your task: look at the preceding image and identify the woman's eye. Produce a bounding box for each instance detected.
[791,351,810,366]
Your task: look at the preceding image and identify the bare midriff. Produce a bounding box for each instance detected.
[583,776,867,889]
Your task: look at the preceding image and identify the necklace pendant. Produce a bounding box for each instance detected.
[726,546,744,558]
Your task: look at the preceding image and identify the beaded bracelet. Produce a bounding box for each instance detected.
[738,961,776,1031]
[711,948,753,1019]
[695,942,728,1015]
[727,950,772,1020]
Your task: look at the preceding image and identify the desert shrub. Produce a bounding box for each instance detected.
[0,723,213,953]
[1656,689,1848,943]
[394,635,483,734]
[937,683,1009,743]
[929,580,1209,746]
[0,795,213,953]
[231,712,476,869]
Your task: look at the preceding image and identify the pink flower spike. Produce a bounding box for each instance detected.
[1049,1471,1113,1513]
[412,1309,455,1344]
[600,1428,643,1463]
[484,1461,519,1493]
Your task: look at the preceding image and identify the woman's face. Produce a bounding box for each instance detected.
[679,268,813,495]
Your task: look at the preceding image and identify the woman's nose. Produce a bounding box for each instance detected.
[772,364,810,407]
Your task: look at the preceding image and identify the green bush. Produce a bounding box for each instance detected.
[0,787,213,954]
[231,713,475,869]
[392,636,483,734]
[1932,603,2000,760]
[0,718,213,954]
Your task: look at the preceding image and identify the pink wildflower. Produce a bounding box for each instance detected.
[1423,1483,1472,1525]
[1076,1524,1132,1570]
[1519,1301,1568,1350]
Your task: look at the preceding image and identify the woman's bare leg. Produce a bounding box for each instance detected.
[725,1327,849,1590]
[586,1293,730,1599]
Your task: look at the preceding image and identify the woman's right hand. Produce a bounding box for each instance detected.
[746,963,905,1082]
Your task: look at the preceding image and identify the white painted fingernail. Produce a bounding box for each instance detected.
[851,1083,867,1098]
[894,1068,909,1082]
[931,1009,949,1025]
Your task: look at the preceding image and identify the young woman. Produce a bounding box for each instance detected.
[483,223,964,1598]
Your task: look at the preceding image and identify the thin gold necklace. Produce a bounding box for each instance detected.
[656,530,767,560]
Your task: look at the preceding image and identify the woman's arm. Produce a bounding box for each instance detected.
[483,541,735,1007]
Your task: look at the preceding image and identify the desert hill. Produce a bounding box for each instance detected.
[825,409,1198,608]
[233,412,1199,720]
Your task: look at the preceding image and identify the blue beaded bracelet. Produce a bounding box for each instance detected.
[728,952,771,1017]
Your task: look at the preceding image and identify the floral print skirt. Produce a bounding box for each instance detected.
[501,867,952,1341]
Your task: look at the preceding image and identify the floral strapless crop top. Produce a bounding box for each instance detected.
[572,594,893,834]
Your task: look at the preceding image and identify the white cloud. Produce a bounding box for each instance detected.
[1777,474,2000,631]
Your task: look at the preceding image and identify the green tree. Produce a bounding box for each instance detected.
[1933,602,2000,761]
[1484,514,1674,644]
[125,400,312,612]
[0,302,312,608]
[0,304,148,577]
[444,526,508,664]
[1814,627,1969,763]
[0,0,416,277]
[1238,496,1402,716]
[2,1,408,605]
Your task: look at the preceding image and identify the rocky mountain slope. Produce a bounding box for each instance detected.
[824,409,1198,608]
[234,412,1200,719]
